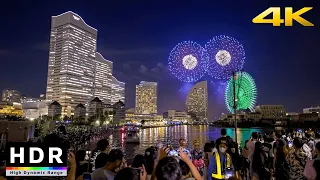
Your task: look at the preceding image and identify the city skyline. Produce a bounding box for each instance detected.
[0,1,319,119]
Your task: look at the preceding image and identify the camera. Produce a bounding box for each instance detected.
[168,150,179,157]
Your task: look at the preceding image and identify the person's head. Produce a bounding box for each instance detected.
[305,133,311,139]
[251,132,258,140]
[95,152,109,169]
[218,139,228,154]
[155,157,182,180]
[144,147,154,159]
[293,137,304,149]
[210,141,215,148]
[204,142,213,153]
[275,132,282,139]
[105,149,125,170]
[97,139,110,152]
[75,150,86,163]
[132,154,145,168]
[114,168,139,180]
[221,128,227,136]
[179,160,191,178]
[193,140,200,150]
[179,138,187,147]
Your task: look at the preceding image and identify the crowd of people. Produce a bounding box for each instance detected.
[1,127,320,180]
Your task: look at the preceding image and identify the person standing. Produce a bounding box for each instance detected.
[191,140,204,176]
[178,138,192,160]
[286,137,308,180]
[216,129,235,154]
[208,139,234,180]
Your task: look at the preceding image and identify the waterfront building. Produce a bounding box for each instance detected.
[186,81,208,121]
[135,81,157,114]
[47,101,62,118]
[303,106,320,118]
[0,101,24,117]
[2,89,21,104]
[102,103,114,123]
[125,108,164,126]
[113,101,125,125]
[299,113,319,122]
[87,97,103,118]
[94,52,113,104]
[46,11,97,117]
[22,98,51,120]
[255,105,286,120]
[74,103,86,120]
[111,76,125,104]
[163,110,191,123]
[46,11,125,117]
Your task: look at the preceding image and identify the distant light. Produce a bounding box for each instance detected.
[95,120,99,124]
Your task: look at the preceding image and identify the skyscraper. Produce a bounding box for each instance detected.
[111,76,125,104]
[46,11,97,116]
[135,81,157,114]
[94,52,113,104]
[186,81,208,121]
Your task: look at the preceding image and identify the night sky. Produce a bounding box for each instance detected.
[0,0,319,119]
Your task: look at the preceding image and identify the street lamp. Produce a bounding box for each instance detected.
[232,72,238,144]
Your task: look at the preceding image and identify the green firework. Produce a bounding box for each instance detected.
[225,72,257,113]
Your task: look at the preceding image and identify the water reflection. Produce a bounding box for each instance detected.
[108,125,273,160]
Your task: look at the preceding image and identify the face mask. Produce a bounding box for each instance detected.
[219,147,226,153]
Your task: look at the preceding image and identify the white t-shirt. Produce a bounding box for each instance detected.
[91,168,116,180]
[246,140,256,162]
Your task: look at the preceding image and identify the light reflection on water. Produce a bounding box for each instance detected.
[107,125,274,159]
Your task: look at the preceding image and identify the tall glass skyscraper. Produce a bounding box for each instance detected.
[46,11,124,116]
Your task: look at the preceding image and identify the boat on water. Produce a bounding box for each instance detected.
[124,129,140,143]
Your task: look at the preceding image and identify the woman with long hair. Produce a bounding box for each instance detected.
[251,142,269,180]
[273,139,290,180]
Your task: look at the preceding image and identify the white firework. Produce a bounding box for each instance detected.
[215,50,231,66]
[182,54,198,70]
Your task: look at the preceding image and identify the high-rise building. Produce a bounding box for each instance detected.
[111,76,125,104]
[135,81,157,114]
[46,11,125,117]
[2,89,21,104]
[46,11,97,116]
[94,52,113,104]
[186,81,208,121]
